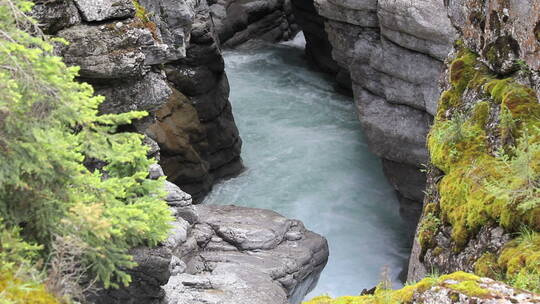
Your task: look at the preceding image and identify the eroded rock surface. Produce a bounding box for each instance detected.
[292,0,456,217]
[210,0,299,47]
[89,166,329,304]
[34,0,243,201]
[447,0,540,74]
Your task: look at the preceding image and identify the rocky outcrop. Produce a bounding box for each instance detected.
[306,272,540,304]
[33,0,243,201]
[408,0,540,292]
[209,0,299,47]
[88,166,329,304]
[292,0,456,217]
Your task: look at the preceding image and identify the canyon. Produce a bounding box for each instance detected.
[30,0,540,303]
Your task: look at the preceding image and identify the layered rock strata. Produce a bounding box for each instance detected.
[89,166,329,304]
[209,0,299,47]
[292,0,457,226]
[32,0,243,201]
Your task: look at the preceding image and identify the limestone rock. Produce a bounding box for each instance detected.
[446,0,540,74]
[57,22,153,79]
[88,202,328,304]
[152,0,243,201]
[73,0,135,22]
[354,87,431,166]
[139,0,197,62]
[164,181,193,207]
[163,204,329,304]
[31,0,81,34]
[294,0,454,210]
[378,0,456,60]
[209,0,298,47]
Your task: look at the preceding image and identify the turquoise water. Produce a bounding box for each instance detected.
[203,41,410,299]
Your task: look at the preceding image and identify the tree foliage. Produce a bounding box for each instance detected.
[0,0,172,299]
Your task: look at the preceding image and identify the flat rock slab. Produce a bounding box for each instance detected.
[74,0,135,22]
[163,204,329,304]
[195,204,292,250]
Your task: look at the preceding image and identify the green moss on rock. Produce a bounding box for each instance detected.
[423,45,540,292]
[303,272,489,304]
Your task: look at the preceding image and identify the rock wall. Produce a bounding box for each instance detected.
[33,0,243,201]
[209,0,299,47]
[408,0,540,289]
[292,0,457,230]
[293,0,540,296]
[88,167,329,304]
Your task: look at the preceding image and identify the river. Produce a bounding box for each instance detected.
[203,37,411,300]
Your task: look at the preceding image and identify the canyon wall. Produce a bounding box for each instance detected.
[33,1,328,303]
[408,0,540,289]
[292,0,457,237]
[209,0,299,47]
[292,0,540,297]
[33,0,242,201]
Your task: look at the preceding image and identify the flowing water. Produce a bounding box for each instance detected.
[204,36,411,300]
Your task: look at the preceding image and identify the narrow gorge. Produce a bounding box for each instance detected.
[1,0,539,303]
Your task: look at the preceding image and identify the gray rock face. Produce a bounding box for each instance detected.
[88,178,329,304]
[292,0,456,210]
[290,0,340,76]
[151,0,243,201]
[377,0,456,61]
[38,0,244,202]
[162,204,329,304]
[446,0,540,74]
[73,0,135,22]
[31,0,81,34]
[210,0,299,47]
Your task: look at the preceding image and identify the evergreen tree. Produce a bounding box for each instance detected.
[0,0,172,301]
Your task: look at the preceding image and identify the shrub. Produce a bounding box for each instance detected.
[0,0,173,298]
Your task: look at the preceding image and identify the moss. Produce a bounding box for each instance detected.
[417,213,441,250]
[424,44,540,291]
[303,272,491,304]
[447,280,490,298]
[131,0,160,41]
[474,252,500,278]
[0,273,60,304]
[497,231,540,293]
